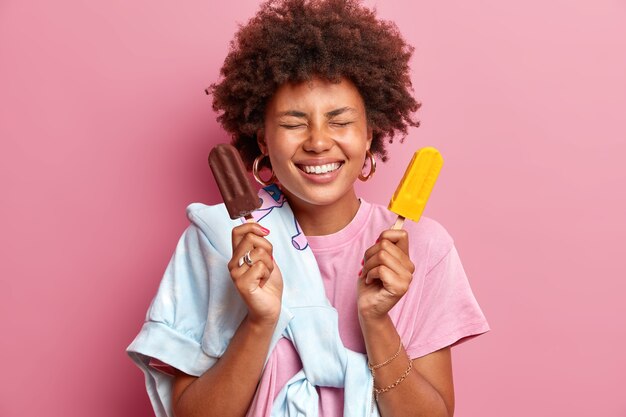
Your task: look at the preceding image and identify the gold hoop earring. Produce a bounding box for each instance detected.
[252,154,277,186]
[358,150,376,182]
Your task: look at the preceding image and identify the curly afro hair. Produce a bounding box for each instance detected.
[209,0,421,170]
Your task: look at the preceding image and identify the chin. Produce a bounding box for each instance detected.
[285,185,355,208]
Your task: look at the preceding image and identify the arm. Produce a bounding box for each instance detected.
[360,315,454,417]
[172,317,276,417]
[172,222,283,417]
[358,230,454,417]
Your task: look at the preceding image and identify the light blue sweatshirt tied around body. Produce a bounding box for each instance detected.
[127,185,379,417]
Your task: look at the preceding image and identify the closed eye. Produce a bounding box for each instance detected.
[280,124,306,129]
[330,121,353,127]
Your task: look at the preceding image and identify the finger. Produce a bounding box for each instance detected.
[229,233,273,270]
[235,261,271,293]
[238,247,274,273]
[365,229,410,255]
[363,238,407,264]
[363,233,406,260]
[363,265,410,296]
[381,229,410,254]
[363,239,414,275]
[259,260,280,289]
[362,246,412,279]
[231,222,270,250]
[361,255,412,290]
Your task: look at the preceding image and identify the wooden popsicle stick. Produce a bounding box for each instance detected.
[391,216,405,230]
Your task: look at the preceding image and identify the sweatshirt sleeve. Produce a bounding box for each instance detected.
[126,224,224,417]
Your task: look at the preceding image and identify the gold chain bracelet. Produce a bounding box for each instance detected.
[373,358,413,401]
[368,336,402,377]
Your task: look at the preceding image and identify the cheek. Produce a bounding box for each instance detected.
[266,140,294,170]
[268,133,302,157]
[337,131,370,155]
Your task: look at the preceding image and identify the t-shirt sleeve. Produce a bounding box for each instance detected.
[126,224,222,417]
[405,245,490,359]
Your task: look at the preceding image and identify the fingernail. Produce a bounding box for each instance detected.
[360,258,364,266]
[375,238,380,243]
[357,268,362,276]
[260,226,270,234]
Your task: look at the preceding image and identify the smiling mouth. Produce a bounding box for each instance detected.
[297,162,343,175]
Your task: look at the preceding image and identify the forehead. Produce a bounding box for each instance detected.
[267,77,365,113]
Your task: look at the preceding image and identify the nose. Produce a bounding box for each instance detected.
[303,125,333,153]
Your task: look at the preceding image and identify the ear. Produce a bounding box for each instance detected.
[366,126,374,150]
[256,129,267,154]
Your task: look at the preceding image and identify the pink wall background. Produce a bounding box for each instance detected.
[1,0,625,416]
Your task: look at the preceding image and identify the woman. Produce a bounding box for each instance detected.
[128,1,489,416]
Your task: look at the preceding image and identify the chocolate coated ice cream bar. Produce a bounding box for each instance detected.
[209,144,261,220]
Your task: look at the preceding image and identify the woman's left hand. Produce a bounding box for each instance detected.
[357,229,415,321]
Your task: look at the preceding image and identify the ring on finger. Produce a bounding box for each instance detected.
[244,250,254,266]
[238,250,254,267]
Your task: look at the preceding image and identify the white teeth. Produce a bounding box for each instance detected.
[302,162,341,174]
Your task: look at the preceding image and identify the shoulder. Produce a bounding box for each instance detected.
[186,202,228,225]
[183,202,236,256]
[185,202,235,234]
[367,201,455,269]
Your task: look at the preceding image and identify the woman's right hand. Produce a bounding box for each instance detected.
[227,222,283,327]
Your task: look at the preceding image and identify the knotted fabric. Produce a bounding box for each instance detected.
[127,186,379,417]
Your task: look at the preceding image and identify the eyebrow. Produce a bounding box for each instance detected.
[277,110,308,118]
[325,107,356,118]
[277,107,357,119]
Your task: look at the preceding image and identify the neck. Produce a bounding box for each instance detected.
[284,189,361,236]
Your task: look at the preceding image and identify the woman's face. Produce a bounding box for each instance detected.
[259,77,372,210]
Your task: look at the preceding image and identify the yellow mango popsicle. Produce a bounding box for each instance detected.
[388,147,443,229]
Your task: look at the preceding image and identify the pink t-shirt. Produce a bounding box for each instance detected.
[149,199,489,415]
[244,199,489,416]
